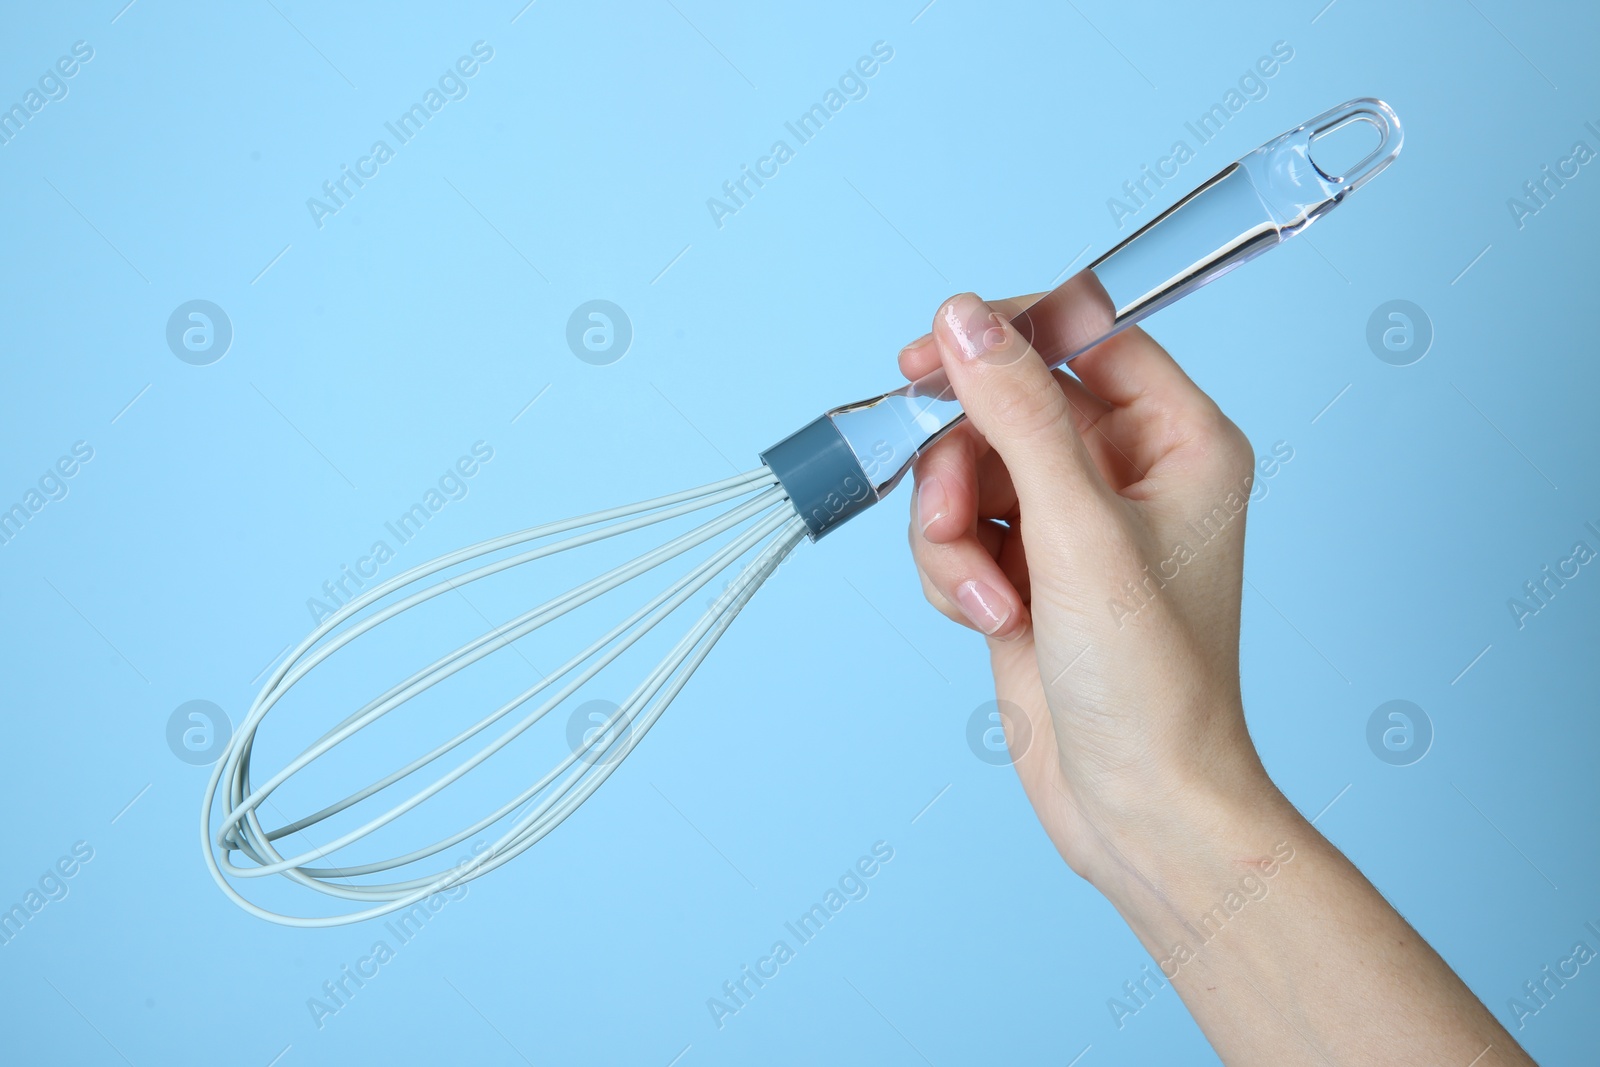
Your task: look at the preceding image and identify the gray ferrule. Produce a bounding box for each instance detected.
[760,415,876,540]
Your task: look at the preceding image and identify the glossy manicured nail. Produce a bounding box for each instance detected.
[955,578,1010,635]
[939,293,1010,362]
[916,474,948,534]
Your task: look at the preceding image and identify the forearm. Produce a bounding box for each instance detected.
[1085,771,1533,1066]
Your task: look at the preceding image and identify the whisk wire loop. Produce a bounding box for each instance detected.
[203,468,806,927]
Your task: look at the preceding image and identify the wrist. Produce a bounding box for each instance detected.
[1071,755,1300,915]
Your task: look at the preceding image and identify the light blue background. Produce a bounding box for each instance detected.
[2,1,1597,1064]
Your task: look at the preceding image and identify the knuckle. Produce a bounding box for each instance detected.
[1222,420,1254,477]
[978,368,1069,440]
[1221,413,1251,454]
[1193,409,1253,479]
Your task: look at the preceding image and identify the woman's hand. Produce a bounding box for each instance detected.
[901,286,1533,1066]
[902,285,1271,882]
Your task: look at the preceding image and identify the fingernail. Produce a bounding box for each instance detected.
[939,294,1010,363]
[955,578,1010,636]
[899,332,934,360]
[916,474,948,534]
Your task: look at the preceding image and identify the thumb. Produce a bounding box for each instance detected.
[930,292,1110,528]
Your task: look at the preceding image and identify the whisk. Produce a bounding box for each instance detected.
[203,99,1401,926]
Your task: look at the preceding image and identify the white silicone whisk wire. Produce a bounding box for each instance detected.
[202,468,808,927]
